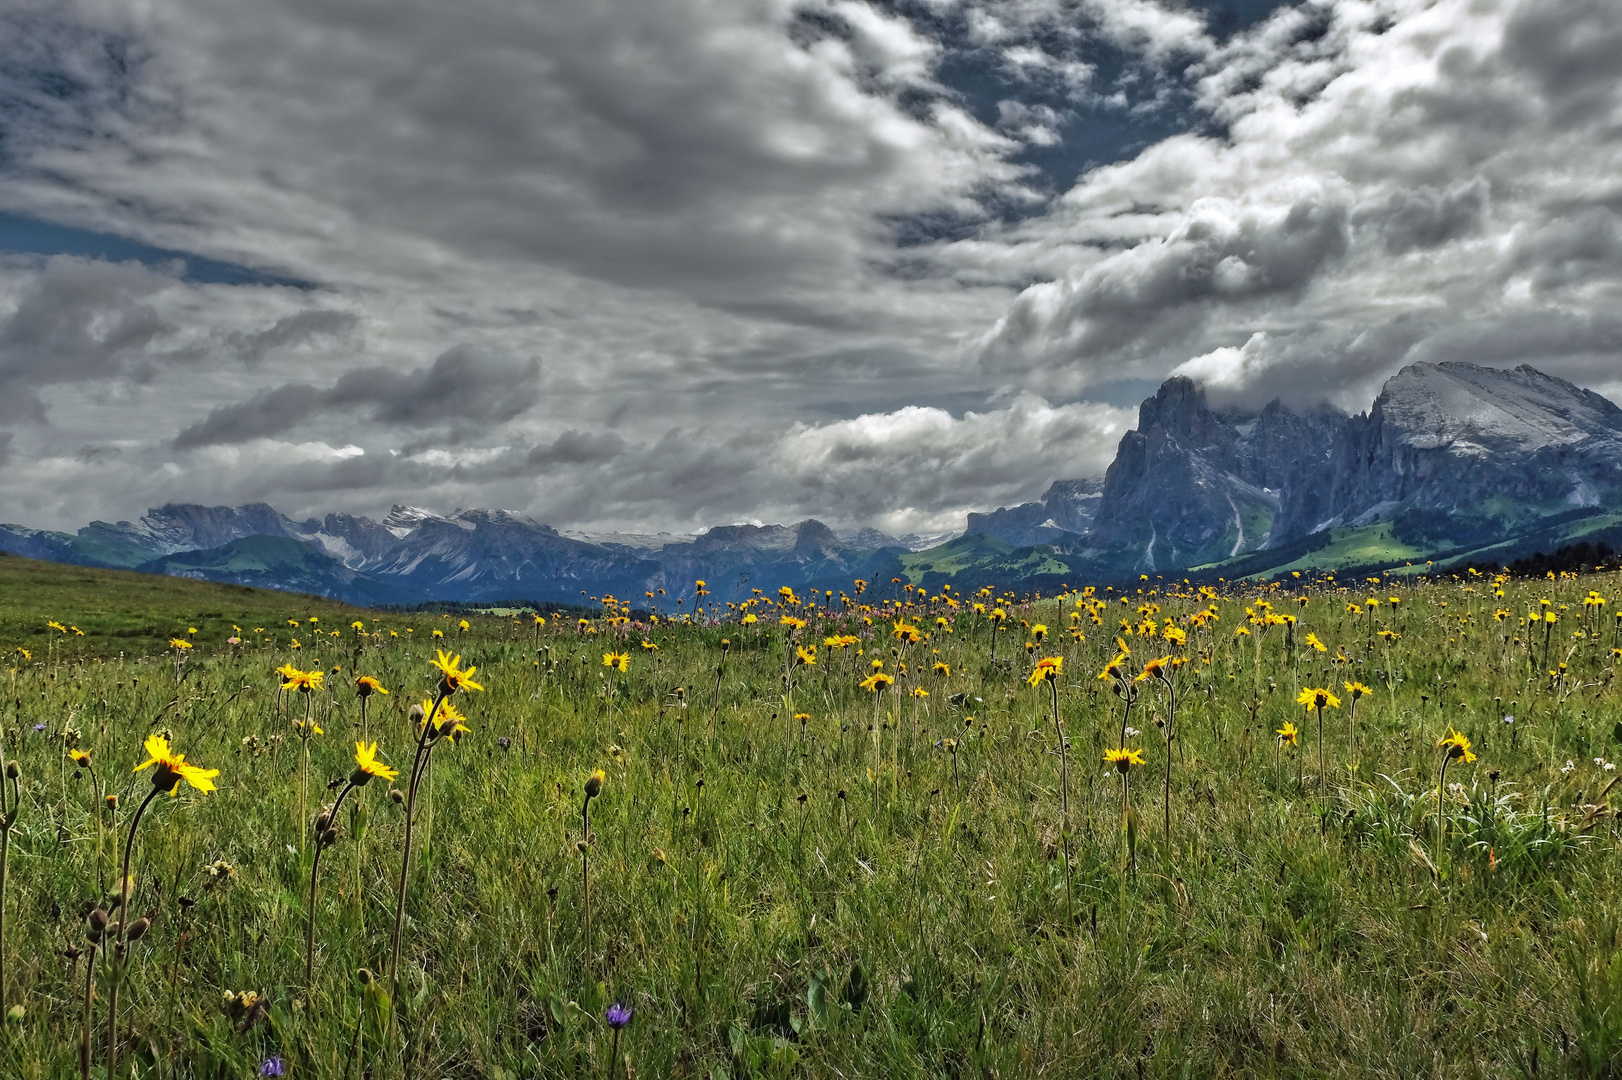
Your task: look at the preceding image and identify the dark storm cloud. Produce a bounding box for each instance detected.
[172,347,541,448]
[1353,178,1488,255]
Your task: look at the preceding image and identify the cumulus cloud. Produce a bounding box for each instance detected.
[1,0,1620,535]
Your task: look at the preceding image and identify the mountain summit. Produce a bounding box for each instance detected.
[3,361,1618,602]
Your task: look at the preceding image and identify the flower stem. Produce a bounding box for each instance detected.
[307,782,357,992]
[107,784,162,1080]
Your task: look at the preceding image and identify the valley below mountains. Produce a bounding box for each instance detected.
[5,361,1621,606]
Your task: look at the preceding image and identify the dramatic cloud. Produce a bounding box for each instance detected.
[0,0,1617,534]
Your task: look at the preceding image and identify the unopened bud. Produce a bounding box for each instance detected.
[389,788,405,805]
[321,827,340,847]
[87,908,108,942]
[125,917,151,943]
[5,761,17,779]
[357,967,374,985]
[408,704,425,725]
[314,811,331,834]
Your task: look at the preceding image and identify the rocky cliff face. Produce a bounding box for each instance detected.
[1086,379,1342,570]
[1275,362,1622,539]
[966,478,1104,547]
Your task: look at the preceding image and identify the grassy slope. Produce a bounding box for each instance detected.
[0,551,375,660]
[1,558,1621,1076]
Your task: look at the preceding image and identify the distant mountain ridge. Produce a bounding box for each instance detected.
[3,360,1619,603]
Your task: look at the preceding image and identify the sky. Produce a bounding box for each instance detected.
[1,0,1619,537]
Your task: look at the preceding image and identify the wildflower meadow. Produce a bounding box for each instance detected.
[3,553,1622,1078]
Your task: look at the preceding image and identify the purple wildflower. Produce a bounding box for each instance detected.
[32,723,45,733]
[259,1057,286,1077]
[606,1001,633,1029]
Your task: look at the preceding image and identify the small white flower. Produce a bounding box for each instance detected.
[1596,757,1606,767]
[1563,760,1576,774]
[1124,726,1140,738]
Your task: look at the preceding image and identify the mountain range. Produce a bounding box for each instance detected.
[4,360,1620,605]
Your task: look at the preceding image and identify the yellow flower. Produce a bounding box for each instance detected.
[355,675,389,697]
[932,661,951,676]
[1343,681,1372,699]
[133,734,220,795]
[170,637,193,650]
[351,741,399,784]
[1296,687,1340,711]
[459,620,470,631]
[1027,655,1063,686]
[781,615,807,631]
[1304,632,1328,653]
[430,650,484,692]
[1276,720,1299,747]
[421,698,471,739]
[911,687,929,698]
[585,768,606,799]
[282,667,324,693]
[1030,623,1048,642]
[1104,747,1146,773]
[1136,655,1171,682]
[859,672,895,692]
[69,748,93,767]
[603,652,631,673]
[795,646,817,666]
[1437,728,1475,763]
[1098,653,1129,681]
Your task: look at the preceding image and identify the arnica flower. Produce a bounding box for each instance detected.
[1136,655,1171,682]
[1344,681,1372,700]
[1098,653,1129,681]
[1027,655,1062,686]
[1276,720,1299,747]
[1297,687,1340,711]
[1304,632,1328,653]
[585,768,606,800]
[603,652,631,673]
[355,675,389,698]
[932,661,950,676]
[282,667,323,693]
[859,672,895,693]
[351,742,399,785]
[133,734,220,795]
[1437,728,1476,763]
[170,638,193,651]
[430,649,484,693]
[420,698,471,740]
[795,646,817,666]
[69,748,92,768]
[1104,747,1146,773]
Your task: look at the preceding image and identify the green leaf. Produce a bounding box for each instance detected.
[808,969,829,1028]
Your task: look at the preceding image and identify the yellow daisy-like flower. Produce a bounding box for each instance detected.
[69,748,93,767]
[430,650,484,693]
[1136,655,1171,682]
[355,675,389,697]
[1297,687,1340,711]
[585,768,606,799]
[859,672,895,692]
[1276,720,1299,747]
[170,638,193,650]
[932,661,951,676]
[1344,681,1372,699]
[421,698,471,739]
[1437,728,1476,763]
[133,734,220,796]
[282,667,324,693]
[795,645,817,666]
[1027,655,1063,686]
[603,651,631,673]
[1104,747,1146,773]
[1304,632,1328,653]
[351,741,399,785]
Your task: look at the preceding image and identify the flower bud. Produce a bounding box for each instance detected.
[357,968,374,985]
[408,703,425,725]
[87,908,108,942]
[125,917,151,942]
[4,761,17,779]
[320,827,340,848]
[314,811,331,834]
[389,788,405,805]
